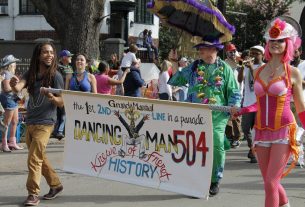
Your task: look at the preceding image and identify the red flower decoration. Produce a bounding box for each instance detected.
[269,26,281,38]
[269,18,286,39]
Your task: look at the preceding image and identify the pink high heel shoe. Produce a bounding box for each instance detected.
[8,139,24,150]
[8,144,24,150]
[1,145,12,153]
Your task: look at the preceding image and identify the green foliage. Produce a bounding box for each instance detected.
[226,0,296,51]
[159,24,181,61]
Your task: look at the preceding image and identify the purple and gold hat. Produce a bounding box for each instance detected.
[193,36,224,50]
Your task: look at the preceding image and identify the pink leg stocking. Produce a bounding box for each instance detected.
[256,144,290,207]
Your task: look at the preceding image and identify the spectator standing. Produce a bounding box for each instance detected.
[168,48,179,75]
[238,45,265,163]
[172,57,189,101]
[53,50,73,140]
[123,61,145,97]
[95,61,129,94]
[291,46,303,67]
[87,58,100,74]
[10,41,64,206]
[158,60,173,100]
[225,43,243,148]
[0,55,23,152]
[298,59,305,98]
[107,53,120,71]
[58,50,73,82]
[107,53,120,78]
[117,44,140,96]
[65,54,97,93]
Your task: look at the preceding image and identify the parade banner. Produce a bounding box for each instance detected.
[62,90,213,199]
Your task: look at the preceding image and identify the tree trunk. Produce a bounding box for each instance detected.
[30,0,105,60]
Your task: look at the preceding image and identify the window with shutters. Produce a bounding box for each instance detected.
[19,0,40,15]
[134,0,153,24]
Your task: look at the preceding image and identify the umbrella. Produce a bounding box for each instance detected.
[147,0,235,43]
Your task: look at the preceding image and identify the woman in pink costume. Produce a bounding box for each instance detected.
[234,16,305,207]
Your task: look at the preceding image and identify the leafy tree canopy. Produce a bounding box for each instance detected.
[226,0,296,51]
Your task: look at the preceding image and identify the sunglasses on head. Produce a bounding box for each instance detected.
[270,39,285,43]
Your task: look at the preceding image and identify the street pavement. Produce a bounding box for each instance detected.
[1,139,305,207]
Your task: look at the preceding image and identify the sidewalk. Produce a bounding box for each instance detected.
[0,140,304,207]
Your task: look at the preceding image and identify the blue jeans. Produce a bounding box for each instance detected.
[0,94,18,110]
[54,107,66,134]
[145,44,158,61]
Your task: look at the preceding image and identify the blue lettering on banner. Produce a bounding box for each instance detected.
[97,104,111,115]
[152,112,166,121]
[108,157,157,178]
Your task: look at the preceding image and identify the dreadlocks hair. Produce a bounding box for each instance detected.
[26,41,58,96]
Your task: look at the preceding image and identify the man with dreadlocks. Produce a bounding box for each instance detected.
[114,107,149,159]
[10,41,64,206]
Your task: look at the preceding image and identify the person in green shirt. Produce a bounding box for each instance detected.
[168,37,241,196]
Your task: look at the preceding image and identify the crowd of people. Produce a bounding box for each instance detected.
[0,15,304,207]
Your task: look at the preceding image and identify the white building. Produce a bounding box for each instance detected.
[0,0,159,44]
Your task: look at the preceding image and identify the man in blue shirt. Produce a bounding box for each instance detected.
[144,30,159,62]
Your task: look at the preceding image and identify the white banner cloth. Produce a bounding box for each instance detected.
[62,91,213,199]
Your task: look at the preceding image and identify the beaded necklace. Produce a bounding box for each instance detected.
[190,58,225,104]
[28,93,45,109]
[28,75,46,109]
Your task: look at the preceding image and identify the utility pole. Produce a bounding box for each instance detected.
[217,0,226,59]
[217,0,226,16]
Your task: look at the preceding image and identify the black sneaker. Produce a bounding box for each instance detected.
[247,150,254,158]
[250,156,257,163]
[55,133,65,141]
[43,185,63,200]
[247,150,257,163]
[209,182,219,196]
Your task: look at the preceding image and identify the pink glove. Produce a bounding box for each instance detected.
[298,111,305,129]
[235,103,257,116]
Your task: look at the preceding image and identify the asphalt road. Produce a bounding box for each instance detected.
[1,140,305,207]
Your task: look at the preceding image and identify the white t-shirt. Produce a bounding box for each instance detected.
[232,68,243,94]
[120,52,137,68]
[136,32,144,46]
[158,71,172,96]
[298,61,305,99]
[243,63,264,107]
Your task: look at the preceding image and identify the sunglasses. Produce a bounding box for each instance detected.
[270,39,285,43]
